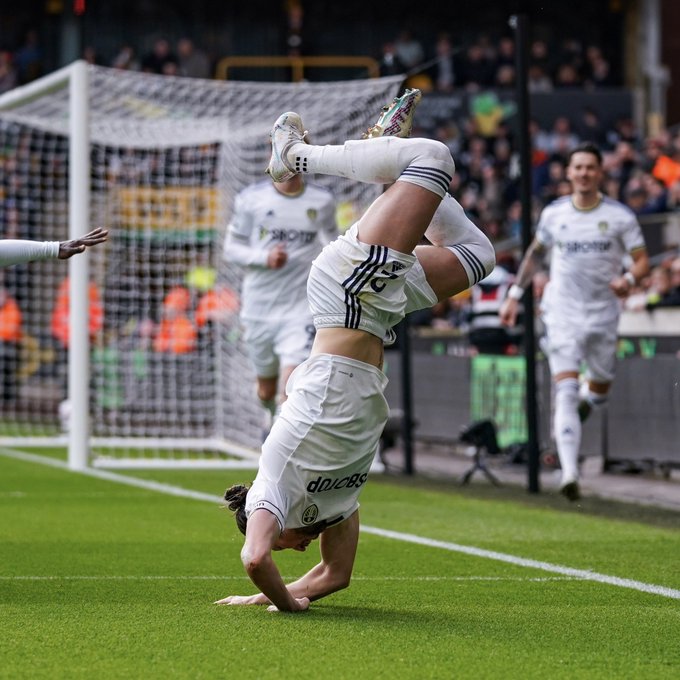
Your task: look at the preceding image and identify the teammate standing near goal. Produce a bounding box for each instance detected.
[223,171,338,434]
[216,91,496,612]
[499,142,649,501]
[0,227,108,267]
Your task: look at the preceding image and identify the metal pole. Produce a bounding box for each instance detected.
[68,60,91,470]
[398,317,415,475]
[511,13,541,493]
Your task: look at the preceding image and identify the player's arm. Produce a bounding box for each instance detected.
[279,511,359,604]
[610,247,650,298]
[1,228,108,268]
[499,237,546,328]
[223,222,286,270]
[217,509,309,612]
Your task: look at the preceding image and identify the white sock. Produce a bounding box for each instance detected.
[288,137,454,198]
[554,378,581,483]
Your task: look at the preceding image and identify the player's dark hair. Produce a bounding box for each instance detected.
[224,484,250,536]
[567,142,602,166]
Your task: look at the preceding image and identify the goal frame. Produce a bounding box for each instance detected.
[0,61,404,470]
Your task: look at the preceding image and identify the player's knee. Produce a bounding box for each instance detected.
[417,138,456,176]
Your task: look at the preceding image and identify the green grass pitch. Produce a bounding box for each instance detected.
[1,447,678,679]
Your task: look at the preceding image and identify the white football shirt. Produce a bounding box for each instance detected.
[223,180,337,321]
[536,195,646,324]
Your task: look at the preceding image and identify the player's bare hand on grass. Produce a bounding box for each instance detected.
[214,593,310,611]
[214,594,269,606]
[267,597,310,613]
[58,228,108,259]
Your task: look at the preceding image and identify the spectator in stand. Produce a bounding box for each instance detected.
[640,134,668,173]
[153,286,198,354]
[50,276,105,391]
[469,265,521,355]
[527,64,553,93]
[494,64,516,89]
[13,29,43,85]
[378,42,406,77]
[583,45,614,88]
[665,257,680,306]
[0,280,23,404]
[284,0,306,57]
[545,116,579,157]
[195,284,239,330]
[586,54,614,89]
[456,42,495,91]
[141,38,177,74]
[646,259,680,308]
[605,140,639,196]
[606,117,639,149]
[431,33,455,93]
[393,29,424,71]
[529,39,553,76]
[641,173,669,214]
[577,107,608,148]
[176,37,211,79]
[82,45,102,66]
[651,136,680,189]
[51,277,104,353]
[558,38,585,77]
[111,44,140,71]
[495,36,515,70]
[622,179,649,216]
[623,173,668,216]
[667,178,680,212]
[554,63,581,88]
[0,50,17,94]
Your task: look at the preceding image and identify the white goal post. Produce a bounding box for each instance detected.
[0,61,404,469]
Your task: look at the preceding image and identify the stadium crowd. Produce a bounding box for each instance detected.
[2,23,680,350]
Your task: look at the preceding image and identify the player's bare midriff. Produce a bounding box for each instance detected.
[311,327,385,369]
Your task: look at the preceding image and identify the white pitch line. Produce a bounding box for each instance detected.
[2,447,679,600]
[0,575,578,582]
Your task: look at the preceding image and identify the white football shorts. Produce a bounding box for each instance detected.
[307,223,437,344]
[242,316,316,378]
[543,313,618,383]
[247,353,389,529]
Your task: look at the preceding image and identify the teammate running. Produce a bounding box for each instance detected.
[224,173,337,432]
[500,142,649,501]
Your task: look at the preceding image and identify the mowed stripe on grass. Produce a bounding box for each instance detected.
[1,447,679,680]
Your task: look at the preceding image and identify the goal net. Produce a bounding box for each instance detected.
[0,61,404,468]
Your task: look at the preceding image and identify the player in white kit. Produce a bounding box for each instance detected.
[216,91,496,612]
[224,174,337,429]
[499,143,649,501]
